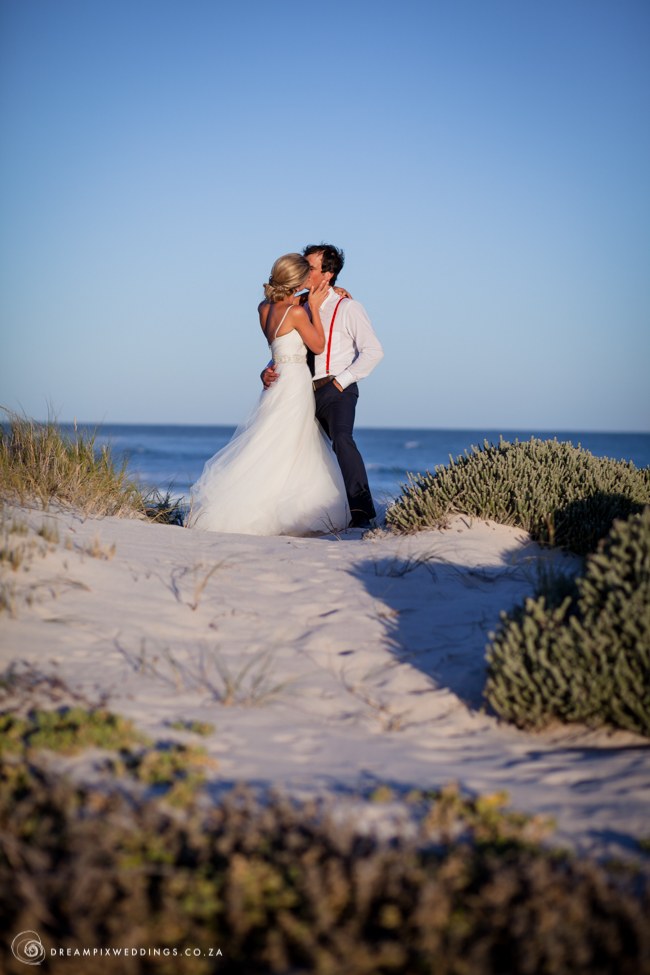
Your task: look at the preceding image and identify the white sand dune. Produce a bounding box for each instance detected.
[1,505,649,865]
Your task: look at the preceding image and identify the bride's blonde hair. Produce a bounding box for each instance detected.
[263,253,310,302]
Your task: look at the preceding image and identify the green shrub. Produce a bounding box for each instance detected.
[0,705,214,807]
[0,706,147,754]
[1,755,648,975]
[386,438,650,554]
[485,507,650,736]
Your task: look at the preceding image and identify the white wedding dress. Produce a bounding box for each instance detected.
[190,321,350,536]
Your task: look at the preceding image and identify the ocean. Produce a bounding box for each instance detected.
[64,424,650,505]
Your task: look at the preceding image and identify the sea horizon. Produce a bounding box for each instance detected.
[52,422,650,505]
[55,419,650,435]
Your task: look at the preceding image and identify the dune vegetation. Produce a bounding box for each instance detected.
[386,437,650,738]
[0,410,182,522]
[3,425,650,972]
[486,506,650,737]
[1,743,648,975]
[386,437,650,555]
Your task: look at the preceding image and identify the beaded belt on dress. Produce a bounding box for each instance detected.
[274,354,306,364]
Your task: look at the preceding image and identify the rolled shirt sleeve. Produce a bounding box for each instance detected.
[333,300,384,390]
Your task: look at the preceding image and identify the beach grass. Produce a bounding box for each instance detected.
[0,409,146,516]
[0,410,185,523]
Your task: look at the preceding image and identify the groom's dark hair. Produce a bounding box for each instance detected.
[303,243,345,285]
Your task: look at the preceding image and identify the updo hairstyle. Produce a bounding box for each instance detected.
[263,253,310,302]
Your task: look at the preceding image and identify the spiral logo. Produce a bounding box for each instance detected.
[11,931,45,965]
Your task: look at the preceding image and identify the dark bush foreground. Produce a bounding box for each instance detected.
[1,754,649,975]
[486,507,650,737]
[386,438,650,554]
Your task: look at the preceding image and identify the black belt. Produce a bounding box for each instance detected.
[312,375,335,390]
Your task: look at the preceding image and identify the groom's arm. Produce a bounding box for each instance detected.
[334,301,384,390]
[261,363,278,388]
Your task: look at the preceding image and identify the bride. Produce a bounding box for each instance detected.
[189,253,350,536]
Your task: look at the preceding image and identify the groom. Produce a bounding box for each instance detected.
[263,243,383,528]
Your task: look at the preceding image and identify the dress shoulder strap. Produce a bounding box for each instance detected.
[273,305,293,340]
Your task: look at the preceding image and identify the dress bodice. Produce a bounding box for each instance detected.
[191,314,349,536]
[270,329,307,364]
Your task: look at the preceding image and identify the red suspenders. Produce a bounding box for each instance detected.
[325,297,346,375]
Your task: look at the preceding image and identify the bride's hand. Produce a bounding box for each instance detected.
[309,279,329,307]
[334,285,353,299]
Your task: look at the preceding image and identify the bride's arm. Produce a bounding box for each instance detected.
[292,307,324,354]
[293,280,328,353]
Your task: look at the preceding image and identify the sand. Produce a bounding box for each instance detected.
[1,503,648,865]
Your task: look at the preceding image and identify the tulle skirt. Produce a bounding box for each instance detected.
[189,362,349,536]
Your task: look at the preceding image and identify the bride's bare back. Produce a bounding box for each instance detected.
[259,281,329,354]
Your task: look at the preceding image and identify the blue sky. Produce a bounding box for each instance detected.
[2,0,649,431]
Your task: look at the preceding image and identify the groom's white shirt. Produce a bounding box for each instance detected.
[311,288,384,389]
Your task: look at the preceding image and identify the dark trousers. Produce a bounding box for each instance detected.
[314,381,376,520]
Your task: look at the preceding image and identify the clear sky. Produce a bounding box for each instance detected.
[2,0,649,432]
